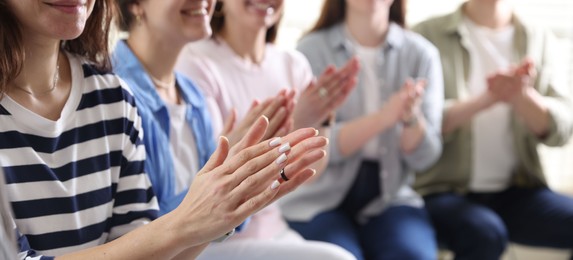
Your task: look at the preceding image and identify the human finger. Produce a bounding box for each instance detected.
[260,95,287,120]
[231,145,326,205]
[233,148,324,218]
[264,107,289,139]
[221,108,237,136]
[223,127,319,180]
[228,116,269,159]
[197,136,230,176]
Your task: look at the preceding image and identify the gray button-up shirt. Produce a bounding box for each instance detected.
[279,23,444,223]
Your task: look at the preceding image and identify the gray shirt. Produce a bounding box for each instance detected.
[279,23,444,223]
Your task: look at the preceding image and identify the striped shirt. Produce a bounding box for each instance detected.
[0,53,159,259]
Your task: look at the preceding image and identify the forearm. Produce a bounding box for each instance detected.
[172,243,209,260]
[337,110,394,157]
[443,93,495,134]
[56,215,188,260]
[511,87,550,137]
[400,116,427,153]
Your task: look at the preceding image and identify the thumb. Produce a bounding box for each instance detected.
[199,136,230,175]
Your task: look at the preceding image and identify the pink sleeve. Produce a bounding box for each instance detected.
[287,49,315,96]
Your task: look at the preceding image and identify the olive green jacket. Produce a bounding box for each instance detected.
[412,4,573,196]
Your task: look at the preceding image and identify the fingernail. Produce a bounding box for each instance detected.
[311,169,317,176]
[271,180,280,190]
[269,137,282,147]
[278,143,291,153]
[276,153,287,164]
[314,129,319,136]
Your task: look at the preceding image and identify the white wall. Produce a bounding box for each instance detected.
[278,0,573,194]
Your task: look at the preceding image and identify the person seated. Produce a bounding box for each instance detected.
[278,0,445,259]
[175,0,359,259]
[0,0,327,259]
[413,0,573,259]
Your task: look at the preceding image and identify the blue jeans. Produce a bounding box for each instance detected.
[289,161,436,260]
[425,187,573,260]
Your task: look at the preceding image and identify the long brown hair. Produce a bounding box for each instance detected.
[0,0,116,95]
[310,0,406,33]
[210,1,281,43]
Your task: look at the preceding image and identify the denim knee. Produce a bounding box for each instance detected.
[460,213,509,259]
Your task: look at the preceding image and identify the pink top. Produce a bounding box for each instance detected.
[176,38,313,239]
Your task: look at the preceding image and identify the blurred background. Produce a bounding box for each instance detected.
[278,0,573,196]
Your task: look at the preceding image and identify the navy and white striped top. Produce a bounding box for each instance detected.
[0,53,159,259]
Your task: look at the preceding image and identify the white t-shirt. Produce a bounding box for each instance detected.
[165,102,200,194]
[354,44,383,160]
[176,38,313,138]
[462,17,518,192]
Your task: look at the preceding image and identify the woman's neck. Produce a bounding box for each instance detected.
[219,22,267,64]
[11,38,61,95]
[345,8,389,47]
[7,34,72,121]
[127,29,182,85]
[464,0,513,29]
[127,28,184,104]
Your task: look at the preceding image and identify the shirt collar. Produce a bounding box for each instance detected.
[112,40,204,112]
[447,2,528,60]
[328,22,405,53]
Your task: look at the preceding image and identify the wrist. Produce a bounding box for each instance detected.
[509,86,535,107]
[402,114,419,128]
[148,213,195,256]
[478,92,497,110]
[376,108,397,130]
[213,228,235,242]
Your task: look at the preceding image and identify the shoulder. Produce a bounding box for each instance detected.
[177,39,222,77]
[297,27,336,53]
[412,12,456,37]
[266,44,310,68]
[175,73,207,104]
[402,29,440,56]
[71,55,137,110]
[181,38,223,59]
[516,17,553,43]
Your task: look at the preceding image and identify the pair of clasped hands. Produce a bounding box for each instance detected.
[384,79,427,127]
[167,58,360,246]
[485,59,536,105]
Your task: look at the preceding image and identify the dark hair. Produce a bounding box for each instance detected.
[0,0,115,95]
[116,0,139,31]
[310,0,406,33]
[210,1,281,43]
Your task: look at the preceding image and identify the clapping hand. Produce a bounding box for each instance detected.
[293,58,360,129]
[383,79,426,126]
[222,89,296,146]
[487,59,536,105]
[167,116,328,247]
